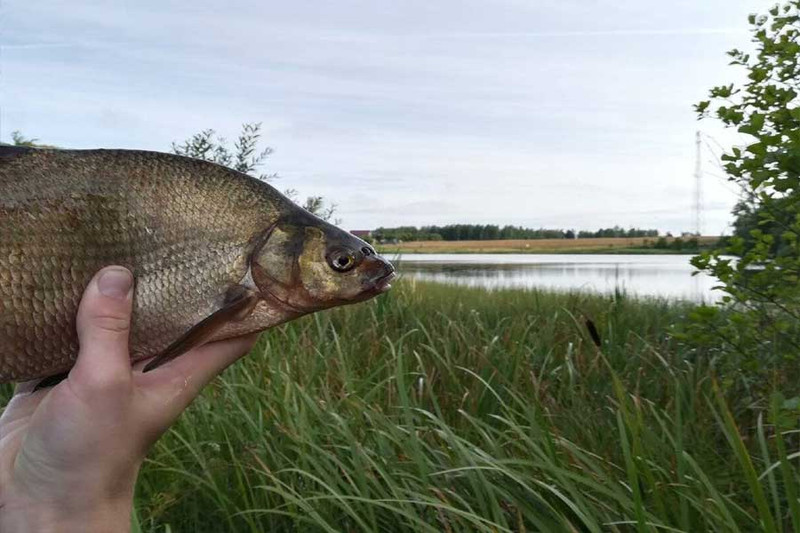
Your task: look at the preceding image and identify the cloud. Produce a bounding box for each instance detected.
[403,27,748,40]
[0,0,758,234]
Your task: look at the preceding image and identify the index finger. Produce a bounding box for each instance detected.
[133,333,259,403]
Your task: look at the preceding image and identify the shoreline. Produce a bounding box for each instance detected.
[374,236,721,256]
[377,246,715,255]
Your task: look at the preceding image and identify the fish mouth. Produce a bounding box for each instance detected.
[373,271,397,293]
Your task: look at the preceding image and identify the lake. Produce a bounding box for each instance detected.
[391,254,722,303]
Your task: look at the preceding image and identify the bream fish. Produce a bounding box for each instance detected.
[0,146,395,383]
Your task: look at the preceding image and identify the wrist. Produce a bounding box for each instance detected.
[0,448,142,532]
[0,495,133,533]
[0,470,137,533]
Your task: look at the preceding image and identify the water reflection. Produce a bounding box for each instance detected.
[392,254,720,303]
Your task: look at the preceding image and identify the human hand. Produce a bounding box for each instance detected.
[0,266,258,532]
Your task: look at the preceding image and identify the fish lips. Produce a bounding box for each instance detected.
[373,270,397,293]
[360,256,396,296]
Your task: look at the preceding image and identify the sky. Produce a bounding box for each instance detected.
[0,0,773,235]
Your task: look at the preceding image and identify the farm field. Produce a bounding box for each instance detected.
[376,236,720,254]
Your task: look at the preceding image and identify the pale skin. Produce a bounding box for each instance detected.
[0,266,258,532]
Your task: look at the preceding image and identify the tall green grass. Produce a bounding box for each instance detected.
[3,280,799,531]
[129,281,800,532]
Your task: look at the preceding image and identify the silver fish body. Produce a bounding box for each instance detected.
[0,147,394,382]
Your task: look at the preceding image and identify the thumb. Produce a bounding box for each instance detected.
[70,266,135,392]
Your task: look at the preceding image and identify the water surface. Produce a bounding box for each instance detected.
[392,254,720,303]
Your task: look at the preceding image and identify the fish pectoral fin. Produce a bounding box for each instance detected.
[142,285,260,373]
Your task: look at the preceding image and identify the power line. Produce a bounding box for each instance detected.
[693,130,704,236]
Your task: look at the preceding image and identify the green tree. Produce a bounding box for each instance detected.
[7,124,337,222]
[687,2,800,379]
[11,131,40,147]
[173,123,336,221]
[9,131,57,149]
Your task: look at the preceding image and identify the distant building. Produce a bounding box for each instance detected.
[351,230,372,239]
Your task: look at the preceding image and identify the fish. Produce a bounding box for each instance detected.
[0,146,395,383]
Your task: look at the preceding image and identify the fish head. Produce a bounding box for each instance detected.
[251,213,395,312]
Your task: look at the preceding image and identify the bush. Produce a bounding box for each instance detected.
[684,2,800,385]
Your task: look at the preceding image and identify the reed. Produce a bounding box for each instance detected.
[133,281,800,531]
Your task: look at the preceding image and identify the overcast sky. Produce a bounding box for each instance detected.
[1,0,771,234]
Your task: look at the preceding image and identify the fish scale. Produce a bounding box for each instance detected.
[0,148,277,382]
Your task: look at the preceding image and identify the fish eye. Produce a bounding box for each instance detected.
[327,248,357,273]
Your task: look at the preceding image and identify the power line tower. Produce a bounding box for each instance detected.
[693,130,704,236]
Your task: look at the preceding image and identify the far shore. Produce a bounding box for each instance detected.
[376,236,721,255]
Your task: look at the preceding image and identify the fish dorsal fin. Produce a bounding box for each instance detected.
[142,285,260,373]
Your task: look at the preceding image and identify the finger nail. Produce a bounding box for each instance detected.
[98,268,133,299]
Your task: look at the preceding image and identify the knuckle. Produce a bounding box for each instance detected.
[80,372,132,397]
[88,313,131,335]
[92,371,130,390]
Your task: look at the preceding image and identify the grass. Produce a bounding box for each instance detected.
[4,280,799,531]
[127,280,799,532]
[376,236,720,255]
